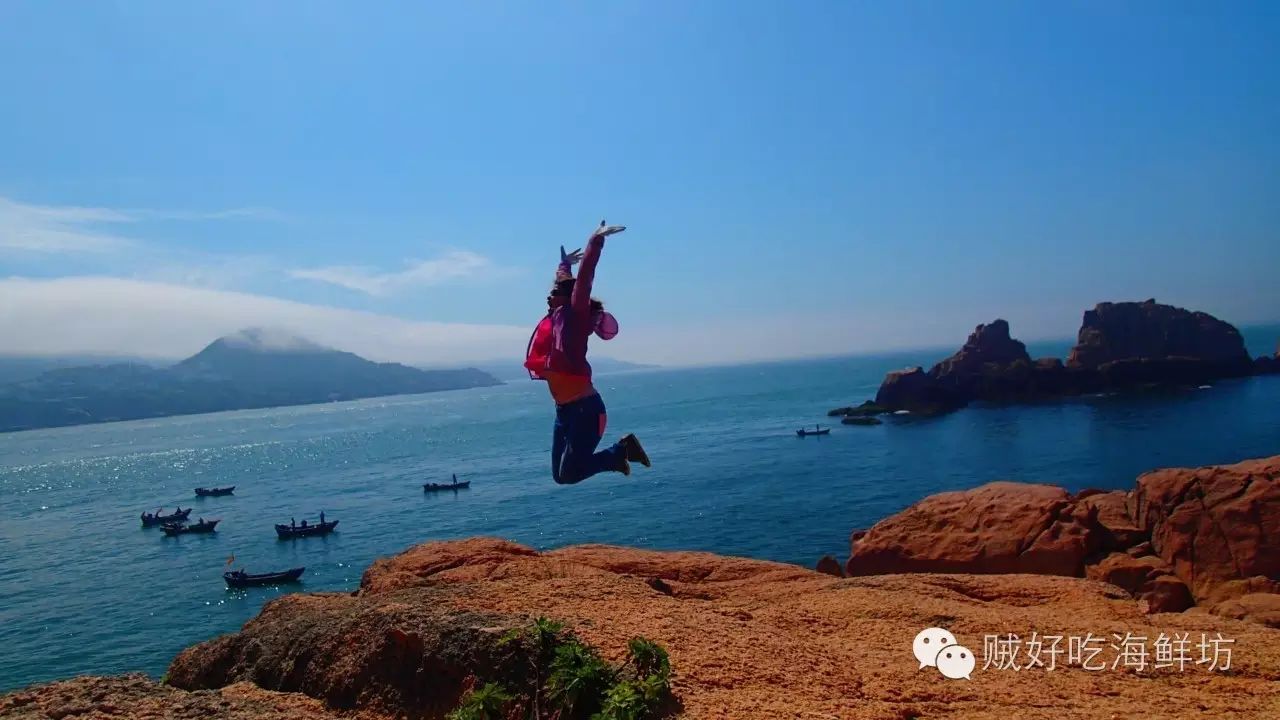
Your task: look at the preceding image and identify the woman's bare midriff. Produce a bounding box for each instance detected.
[544,371,596,406]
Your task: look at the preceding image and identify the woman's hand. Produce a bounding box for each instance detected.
[560,245,584,266]
[593,220,626,239]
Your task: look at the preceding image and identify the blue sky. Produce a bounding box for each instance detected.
[1,2,1277,365]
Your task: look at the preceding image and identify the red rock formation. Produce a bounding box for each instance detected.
[846,482,1101,577]
[1210,592,1280,628]
[168,579,527,717]
[815,555,844,577]
[930,319,1031,377]
[162,539,1280,719]
[0,675,343,719]
[1084,553,1193,613]
[1144,575,1197,614]
[859,300,1268,415]
[9,535,1280,718]
[1067,299,1251,371]
[871,321,1038,413]
[1085,552,1170,594]
[1076,490,1145,549]
[928,320,1047,403]
[872,366,960,413]
[1255,342,1280,375]
[1130,455,1280,604]
[847,456,1279,622]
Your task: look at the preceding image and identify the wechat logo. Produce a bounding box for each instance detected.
[913,627,975,680]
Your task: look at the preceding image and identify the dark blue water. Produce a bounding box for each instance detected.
[1,327,1278,692]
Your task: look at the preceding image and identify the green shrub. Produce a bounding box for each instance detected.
[454,621,672,720]
[447,682,513,720]
[625,637,670,680]
[594,679,647,720]
[634,672,669,704]
[548,639,615,716]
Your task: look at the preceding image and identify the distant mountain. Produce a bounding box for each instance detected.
[0,355,164,384]
[469,356,660,382]
[0,328,501,433]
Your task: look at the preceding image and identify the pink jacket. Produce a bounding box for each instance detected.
[524,233,605,379]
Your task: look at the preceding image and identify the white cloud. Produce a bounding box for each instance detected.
[0,196,285,255]
[289,251,503,295]
[220,327,326,352]
[2,195,507,301]
[0,197,135,253]
[0,276,529,365]
[129,206,289,222]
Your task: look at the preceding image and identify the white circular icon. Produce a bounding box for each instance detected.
[935,644,975,680]
[912,627,956,669]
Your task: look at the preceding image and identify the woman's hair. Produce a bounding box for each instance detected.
[547,279,605,315]
[551,278,575,297]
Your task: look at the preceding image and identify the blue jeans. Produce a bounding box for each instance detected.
[552,393,624,484]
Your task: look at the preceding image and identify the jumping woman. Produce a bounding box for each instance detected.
[525,221,650,484]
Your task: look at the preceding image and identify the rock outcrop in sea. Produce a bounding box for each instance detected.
[4,457,1280,719]
[839,299,1276,416]
[1066,300,1252,371]
[847,455,1280,624]
[1255,339,1280,375]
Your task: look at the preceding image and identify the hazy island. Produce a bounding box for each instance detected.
[0,328,501,433]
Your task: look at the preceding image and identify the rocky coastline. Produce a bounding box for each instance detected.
[3,455,1278,719]
[838,455,1280,625]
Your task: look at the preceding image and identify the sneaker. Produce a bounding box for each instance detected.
[620,434,651,468]
[616,455,632,476]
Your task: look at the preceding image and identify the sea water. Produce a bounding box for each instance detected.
[1,328,1278,691]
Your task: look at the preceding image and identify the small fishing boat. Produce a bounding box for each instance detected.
[162,518,220,536]
[223,567,305,588]
[424,479,470,492]
[275,519,338,539]
[141,508,191,527]
[195,486,235,497]
[796,426,830,437]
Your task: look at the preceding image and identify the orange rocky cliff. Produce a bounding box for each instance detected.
[3,459,1279,719]
[845,455,1280,625]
